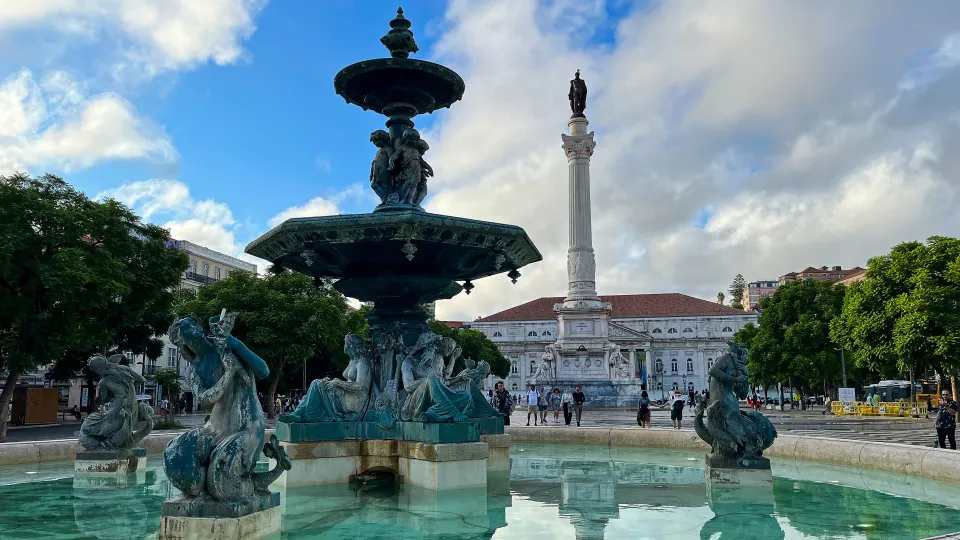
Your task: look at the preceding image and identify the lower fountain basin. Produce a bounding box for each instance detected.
[4,443,960,539]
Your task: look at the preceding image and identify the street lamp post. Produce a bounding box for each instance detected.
[835,346,847,387]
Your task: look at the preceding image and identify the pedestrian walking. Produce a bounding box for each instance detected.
[526,385,541,426]
[936,389,959,450]
[669,391,685,429]
[493,382,513,426]
[487,390,495,406]
[573,386,586,426]
[538,386,549,423]
[822,395,831,415]
[637,391,655,428]
[688,390,696,410]
[550,388,562,423]
[561,387,573,425]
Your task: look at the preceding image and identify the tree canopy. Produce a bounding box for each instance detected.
[174,270,364,418]
[740,279,846,405]
[831,236,960,379]
[427,320,510,378]
[0,173,187,441]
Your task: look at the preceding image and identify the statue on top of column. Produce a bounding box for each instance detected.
[569,69,587,118]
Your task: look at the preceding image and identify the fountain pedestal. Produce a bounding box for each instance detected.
[158,493,281,540]
[74,447,147,476]
[275,438,490,491]
[704,454,773,486]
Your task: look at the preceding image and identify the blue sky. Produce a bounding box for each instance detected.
[3,1,960,321]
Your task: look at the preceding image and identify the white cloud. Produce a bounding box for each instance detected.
[0,0,266,79]
[267,196,339,228]
[97,179,261,270]
[0,69,175,174]
[424,0,960,321]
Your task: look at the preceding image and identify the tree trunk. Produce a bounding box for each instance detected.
[779,383,785,412]
[265,360,285,420]
[0,370,20,443]
[799,384,807,410]
[764,386,769,405]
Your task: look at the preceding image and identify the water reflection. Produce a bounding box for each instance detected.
[4,446,960,539]
[72,471,159,540]
[701,486,784,540]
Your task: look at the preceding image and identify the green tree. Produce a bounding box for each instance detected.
[175,270,359,418]
[728,274,746,309]
[0,173,185,442]
[427,320,510,378]
[831,236,960,381]
[746,279,846,409]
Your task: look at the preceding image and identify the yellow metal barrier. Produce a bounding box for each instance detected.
[830,401,928,417]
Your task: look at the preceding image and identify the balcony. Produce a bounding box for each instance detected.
[184,271,217,285]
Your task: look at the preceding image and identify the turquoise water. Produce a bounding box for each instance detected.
[2,443,960,539]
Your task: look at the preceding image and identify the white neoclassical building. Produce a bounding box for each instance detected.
[469,294,756,405]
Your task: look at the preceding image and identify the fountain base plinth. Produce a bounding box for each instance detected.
[704,454,772,486]
[74,447,147,476]
[158,493,281,540]
[275,439,490,490]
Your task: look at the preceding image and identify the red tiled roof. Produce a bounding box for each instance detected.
[476,293,748,322]
[442,321,465,329]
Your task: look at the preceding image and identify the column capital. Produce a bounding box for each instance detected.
[561,132,596,160]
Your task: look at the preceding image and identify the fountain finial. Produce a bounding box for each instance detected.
[381,7,419,58]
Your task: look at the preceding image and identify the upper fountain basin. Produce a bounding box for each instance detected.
[244,210,542,283]
[334,58,465,115]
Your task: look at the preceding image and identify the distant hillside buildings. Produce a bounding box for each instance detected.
[741,265,867,312]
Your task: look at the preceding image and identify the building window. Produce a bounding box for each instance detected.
[652,328,662,334]
[202,263,209,276]
[722,326,733,333]
[672,382,679,391]
[670,359,678,372]
[542,331,551,336]
[493,332,502,337]
[667,328,677,334]
[686,359,694,373]
[683,328,693,333]
[655,359,663,372]
[530,361,536,372]
[511,363,518,374]
[707,357,714,368]
[214,267,221,280]
[511,383,519,390]
[688,382,695,391]
[527,331,537,336]
[656,381,663,390]
[189,259,197,273]
[167,347,177,367]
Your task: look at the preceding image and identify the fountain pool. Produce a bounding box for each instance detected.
[2,442,960,539]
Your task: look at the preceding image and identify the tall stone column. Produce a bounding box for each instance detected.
[561,116,601,309]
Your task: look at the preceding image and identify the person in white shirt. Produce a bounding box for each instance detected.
[669,391,685,429]
[561,387,574,426]
[526,385,540,426]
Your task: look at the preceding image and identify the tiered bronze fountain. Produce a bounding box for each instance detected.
[244,8,540,490]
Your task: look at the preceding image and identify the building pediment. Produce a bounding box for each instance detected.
[609,322,652,341]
